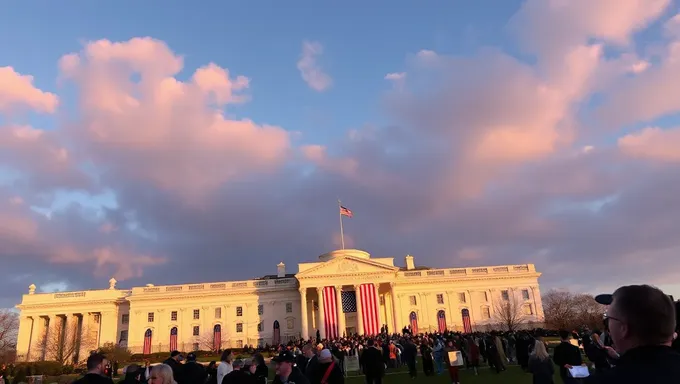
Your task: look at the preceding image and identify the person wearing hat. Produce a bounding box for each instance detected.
[586,285,680,383]
[272,351,310,384]
[182,353,207,384]
[163,351,184,384]
[313,349,343,384]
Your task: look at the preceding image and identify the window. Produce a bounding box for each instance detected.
[147,312,154,323]
[193,343,199,351]
[121,314,129,324]
[409,295,417,306]
[501,290,510,301]
[286,303,293,313]
[523,304,533,315]
[94,314,101,324]
[193,309,200,320]
[171,311,177,321]
[257,321,263,332]
[215,307,222,319]
[236,340,243,348]
[522,289,530,300]
[482,307,491,319]
[436,294,444,305]
[236,323,243,333]
[258,304,264,315]
[119,330,128,343]
[287,318,294,329]
[193,326,200,336]
[236,306,243,317]
[458,293,466,303]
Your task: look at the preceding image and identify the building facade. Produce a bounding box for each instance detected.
[15,249,544,362]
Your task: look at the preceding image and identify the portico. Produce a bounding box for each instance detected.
[295,249,400,339]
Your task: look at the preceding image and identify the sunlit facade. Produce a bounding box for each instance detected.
[15,249,544,362]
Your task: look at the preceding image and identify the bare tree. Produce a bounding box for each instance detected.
[542,289,606,331]
[0,310,19,364]
[197,331,220,352]
[493,295,527,331]
[33,319,97,365]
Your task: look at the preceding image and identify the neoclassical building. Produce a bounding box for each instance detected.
[15,249,544,362]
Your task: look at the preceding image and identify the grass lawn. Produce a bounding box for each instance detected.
[343,365,559,384]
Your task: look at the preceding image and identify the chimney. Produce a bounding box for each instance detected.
[405,255,415,270]
[277,262,286,278]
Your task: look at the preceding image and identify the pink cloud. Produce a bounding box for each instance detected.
[618,127,680,161]
[297,41,332,92]
[0,66,58,113]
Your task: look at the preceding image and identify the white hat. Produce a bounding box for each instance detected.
[319,349,332,360]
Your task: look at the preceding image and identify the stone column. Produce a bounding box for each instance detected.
[300,288,309,339]
[531,285,545,319]
[373,283,384,330]
[390,283,399,331]
[354,284,364,335]
[335,286,346,337]
[421,293,430,332]
[16,316,35,362]
[316,287,326,340]
[446,291,455,328]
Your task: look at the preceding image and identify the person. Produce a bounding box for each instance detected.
[553,330,584,384]
[183,353,207,384]
[466,336,480,375]
[119,364,144,384]
[402,338,418,379]
[251,354,268,384]
[206,362,218,384]
[433,339,444,375]
[72,353,115,384]
[313,349,343,384]
[217,350,234,384]
[443,340,460,384]
[222,359,255,384]
[583,333,609,373]
[148,364,176,384]
[420,340,434,376]
[588,285,680,383]
[359,339,384,384]
[141,360,152,384]
[529,340,554,384]
[299,343,318,381]
[272,351,310,384]
[162,351,184,384]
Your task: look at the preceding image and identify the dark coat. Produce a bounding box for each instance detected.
[586,346,680,384]
[552,341,582,379]
[272,366,310,384]
[222,369,256,384]
[183,361,208,384]
[528,356,554,384]
[71,373,115,384]
[359,347,385,378]
[312,362,343,384]
[163,358,184,384]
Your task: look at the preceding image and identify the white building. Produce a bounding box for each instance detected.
[15,249,544,362]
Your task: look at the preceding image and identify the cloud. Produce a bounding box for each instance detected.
[618,127,680,161]
[384,72,406,90]
[0,66,58,114]
[297,41,332,92]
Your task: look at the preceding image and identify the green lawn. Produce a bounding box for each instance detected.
[343,365,557,384]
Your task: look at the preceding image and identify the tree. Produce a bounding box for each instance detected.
[0,310,19,364]
[98,342,131,363]
[33,319,97,365]
[197,331,220,352]
[542,289,606,331]
[493,295,527,331]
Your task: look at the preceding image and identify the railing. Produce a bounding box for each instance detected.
[134,278,297,295]
[399,264,534,279]
[54,292,86,299]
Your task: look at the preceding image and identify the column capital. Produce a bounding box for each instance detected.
[353,283,361,290]
[389,282,396,288]
[299,287,308,295]
[334,285,343,291]
[316,286,324,294]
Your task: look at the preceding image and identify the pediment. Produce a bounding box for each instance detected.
[296,256,399,278]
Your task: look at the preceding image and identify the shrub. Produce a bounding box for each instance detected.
[14,361,63,376]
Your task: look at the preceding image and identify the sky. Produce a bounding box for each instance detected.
[2,0,680,309]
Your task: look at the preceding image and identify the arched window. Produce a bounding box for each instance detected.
[143,329,153,355]
[169,327,178,351]
[409,311,418,334]
[273,320,281,345]
[461,309,472,333]
[437,310,447,332]
[213,324,222,351]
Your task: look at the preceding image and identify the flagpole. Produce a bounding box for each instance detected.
[338,199,345,250]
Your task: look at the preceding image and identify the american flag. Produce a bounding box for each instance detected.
[213,325,221,351]
[341,291,357,313]
[169,327,178,351]
[360,284,380,335]
[409,312,418,334]
[322,286,339,339]
[143,329,153,354]
[273,320,281,345]
[437,310,447,332]
[461,309,472,333]
[340,206,353,218]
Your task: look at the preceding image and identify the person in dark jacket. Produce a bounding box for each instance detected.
[402,338,418,379]
[583,334,609,373]
[162,351,184,384]
[312,349,343,384]
[528,340,554,384]
[222,359,255,384]
[272,351,310,384]
[183,353,207,384]
[553,330,583,384]
[119,364,143,384]
[72,353,115,384]
[359,339,385,384]
[420,339,434,376]
[587,285,680,384]
[206,362,218,384]
[252,354,268,384]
